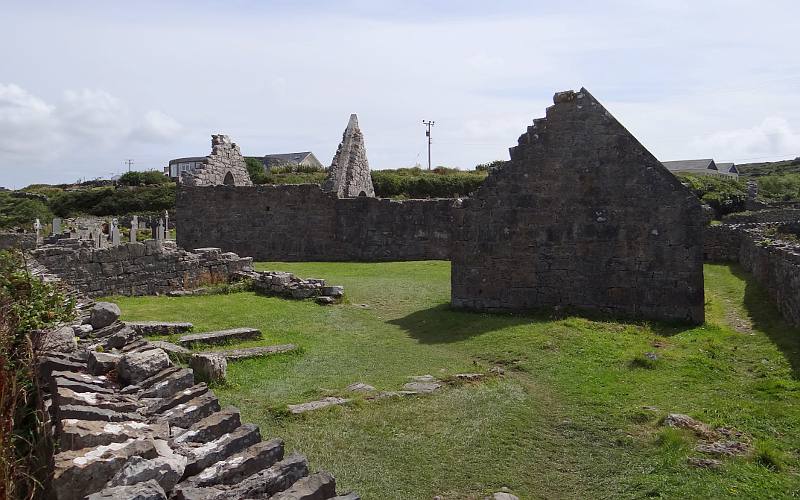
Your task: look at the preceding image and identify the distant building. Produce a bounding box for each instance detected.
[662,159,738,180]
[262,152,324,172]
[164,157,208,179]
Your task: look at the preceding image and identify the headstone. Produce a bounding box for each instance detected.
[34,218,42,245]
[111,227,120,246]
[52,217,62,236]
[164,211,170,240]
[156,219,165,243]
[130,216,138,243]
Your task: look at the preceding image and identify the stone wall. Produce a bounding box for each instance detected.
[181,135,253,187]
[31,240,252,297]
[36,301,353,499]
[722,208,800,224]
[321,114,375,198]
[177,184,456,261]
[705,224,800,326]
[0,232,36,250]
[450,89,705,324]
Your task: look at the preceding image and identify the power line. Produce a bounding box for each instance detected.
[123,159,134,172]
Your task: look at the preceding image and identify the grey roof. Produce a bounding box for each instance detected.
[716,162,737,173]
[263,152,314,164]
[662,159,717,172]
[168,156,206,165]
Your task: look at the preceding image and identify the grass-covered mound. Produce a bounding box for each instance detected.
[112,262,800,499]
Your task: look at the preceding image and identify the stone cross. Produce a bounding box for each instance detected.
[34,218,42,246]
[52,217,62,236]
[131,215,138,243]
[156,219,165,243]
[164,210,170,240]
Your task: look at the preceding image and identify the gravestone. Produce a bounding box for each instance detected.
[164,211,170,240]
[130,216,138,243]
[53,217,62,236]
[111,219,120,246]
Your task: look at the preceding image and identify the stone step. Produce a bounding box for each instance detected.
[139,368,195,399]
[86,480,166,500]
[183,438,284,487]
[287,397,351,415]
[55,404,144,425]
[126,321,194,336]
[205,344,297,360]
[59,419,169,452]
[54,387,139,413]
[147,383,209,416]
[161,392,221,429]
[173,406,241,445]
[150,340,192,362]
[270,471,337,500]
[181,423,262,477]
[178,327,262,347]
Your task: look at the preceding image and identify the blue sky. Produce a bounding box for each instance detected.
[1,0,799,187]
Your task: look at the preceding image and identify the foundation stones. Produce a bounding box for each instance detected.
[59,420,169,451]
[182,438,285,487]
[180,423,262,477]
[150,340,192,362]
[160,392,221,429]
[403,375,443,393]
[118,349,172,385]
[270,471,337,500]
[139,368,195,399]
[190,354,228,383]
[179,327,262,347]
[127,321,194,336]
[87,351,121,375]
[90,302,121,329]
[322,114,375,198]
[173,406,242,445]
[34,326,78,353]
[86,479,167,500]
[287,397,351,414]
[205,344,297,360]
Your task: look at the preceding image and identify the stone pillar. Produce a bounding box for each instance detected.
[156,219,165,244]
[33,218,42,247]
[52,217,62,236]
[164,210,170,240]
[130,215,138,243]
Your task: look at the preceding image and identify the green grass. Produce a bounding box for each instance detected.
[110,262,800,499]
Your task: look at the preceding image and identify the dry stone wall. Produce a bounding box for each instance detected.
[36,300,356,499]
[181,135,253,187]
[31,240,252,297]
[177,184,456,261]
[722,208,800,224]
[704,223,800,326]
[450,89,705,324]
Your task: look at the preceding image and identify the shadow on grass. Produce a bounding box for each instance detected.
[387,303,538,344]
[728,264,800,379]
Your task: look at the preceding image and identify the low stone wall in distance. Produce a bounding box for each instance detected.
[723,208,800,224]
[31,240,252,298]
[0,232,36,250]
[705,224,800,326]
[177,184,457,261]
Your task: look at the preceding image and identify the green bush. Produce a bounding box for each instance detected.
[49,184,176,217]
[757,173,800,202]
[118,170,171,186]
[0,192,53,230]
[245,158,268,184]
[371,169,487,198]
[678,174,747,218]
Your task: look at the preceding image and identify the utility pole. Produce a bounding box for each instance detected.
[422,120,434,170]
[124,159,134,172]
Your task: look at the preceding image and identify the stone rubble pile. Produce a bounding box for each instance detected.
[243,271,344,304]
[36,301,357,499]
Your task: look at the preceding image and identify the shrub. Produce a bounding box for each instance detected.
[678,174,747,218]
[118,170,171,186]
[757,173,800,202]
[0,250,74,498]
[0,192,54,230]
[49,184,176,217]
[244,158,268,184]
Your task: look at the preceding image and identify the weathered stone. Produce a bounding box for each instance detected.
[180,134,253,187]
[106,441,186,493]
[183,438,284,487]
[205,344,296,360]
[287,397,350,414]
[346,382,376,393]
[321,285,344,298]
[190,354,227,383]
[147,383,209,416]
[51,372,114,394]
[687,457,723,468]
[73,323,93,337]
[150,340,191,362]
[453,373,484,382]
[270,471,336,500]
[35,326,77,353]
[140,368,195,399]
[663,413,717,440]
[161,392,221,429]
[86,479,167,500]
[492,493,520,500]
[103,327,139,350]
[226,452,309,498]
[173,406,241,444]
[59,419,169,451]
[402,375,442,393]
[331,494,361,500]
[118,349,172,385]
[54,387,138,413]
[90,302,121,329]
[52,438,158,500]
[181,423,261,477]
[695,440,751,457]
[316,296,335,305]
[179,327,262,347]
[56,404,144,424]
[322,114,375,198]
[451,88,705,324]
[127,321,194,336]
[87,351,121,375]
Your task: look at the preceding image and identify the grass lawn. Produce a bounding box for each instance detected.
[110,262,800,499]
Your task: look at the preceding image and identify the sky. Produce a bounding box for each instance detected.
[1,0,799,188]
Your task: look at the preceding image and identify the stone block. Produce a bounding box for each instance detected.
[118,349,172,385]
[90,302,121,329]
[190,354,227,384]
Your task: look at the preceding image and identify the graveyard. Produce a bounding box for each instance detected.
[108,260,800,498]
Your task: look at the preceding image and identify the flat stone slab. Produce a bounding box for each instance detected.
[150,340,192,361]
[206,344,297,360]
[126,321,194,336]
[287,397,351,414]
[346,382,376,392]
[402,375,442,393]
[178,328,262,347]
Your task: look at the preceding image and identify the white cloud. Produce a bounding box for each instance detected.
[693,117,800,162]
[130,110,183,143]
[0,83,61,160]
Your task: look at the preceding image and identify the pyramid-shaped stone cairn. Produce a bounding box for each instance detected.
[322,114,375,198]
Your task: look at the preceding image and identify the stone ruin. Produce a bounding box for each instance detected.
[181,135,253,187]
[178,88,704,324]
[321,114,375,198]
[33,293,357,499]
[451,89,705,323]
